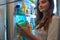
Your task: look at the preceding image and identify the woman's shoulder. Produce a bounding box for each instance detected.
[52,15,60,19]
[47,15,60,40]
[51,15,60,24]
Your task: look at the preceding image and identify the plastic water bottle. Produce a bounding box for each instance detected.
[15,5,29,40]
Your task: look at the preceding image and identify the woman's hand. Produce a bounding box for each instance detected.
[16,24,40,40]
[16,24,32,37]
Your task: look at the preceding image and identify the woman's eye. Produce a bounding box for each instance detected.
[42,1,46,3]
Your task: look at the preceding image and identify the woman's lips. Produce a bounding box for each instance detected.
[40,7,43,9]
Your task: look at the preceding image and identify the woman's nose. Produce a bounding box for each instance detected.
[40,4,42,8]
[39,3,42,7]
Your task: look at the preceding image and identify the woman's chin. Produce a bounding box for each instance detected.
[40,9,46,12]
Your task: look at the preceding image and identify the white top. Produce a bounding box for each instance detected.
[35,15,60,40]
[47,15,60,40]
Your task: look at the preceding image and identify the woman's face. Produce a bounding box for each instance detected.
[38,0,50,12]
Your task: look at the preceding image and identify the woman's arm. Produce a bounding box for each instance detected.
[27,32,40,40]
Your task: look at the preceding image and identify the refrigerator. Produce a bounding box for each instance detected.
[0,0,58,40]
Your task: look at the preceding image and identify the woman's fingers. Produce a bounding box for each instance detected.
[16,23,21,28]
[16,23,24,30]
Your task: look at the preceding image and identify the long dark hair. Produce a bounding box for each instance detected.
[35,0,54,30]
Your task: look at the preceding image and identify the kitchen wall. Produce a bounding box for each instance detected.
[57,0,60,16]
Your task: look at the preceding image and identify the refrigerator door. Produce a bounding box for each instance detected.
[0,3,6,40]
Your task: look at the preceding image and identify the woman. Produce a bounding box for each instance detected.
[16,0,60,40]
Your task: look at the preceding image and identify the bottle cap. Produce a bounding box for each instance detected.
[15,5,20,8]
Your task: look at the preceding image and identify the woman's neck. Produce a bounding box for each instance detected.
[43,9,52,18]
